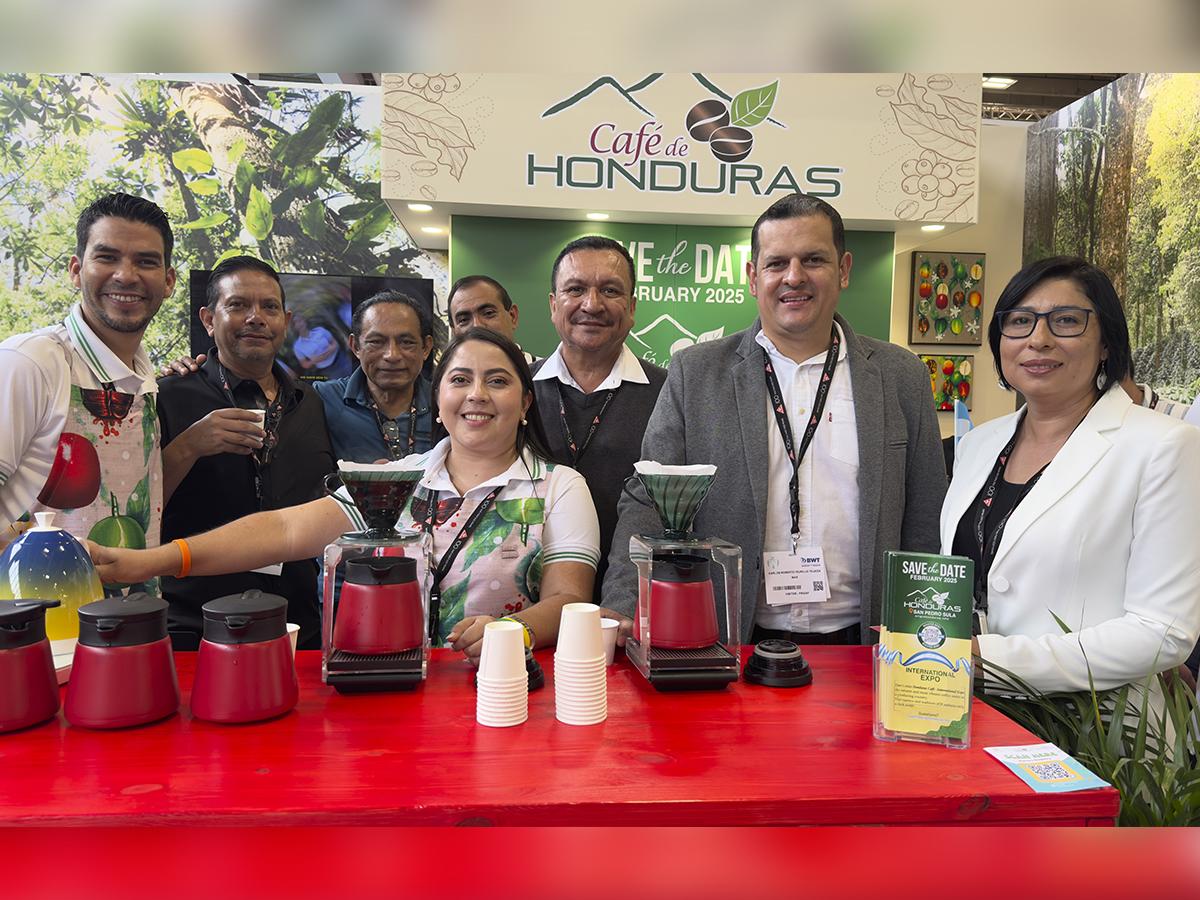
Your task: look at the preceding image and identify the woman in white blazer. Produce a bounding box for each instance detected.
[941,257,1200,694]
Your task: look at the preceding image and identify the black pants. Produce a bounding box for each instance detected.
[750,623,861,646]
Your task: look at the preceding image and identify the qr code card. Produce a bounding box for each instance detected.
[984,743,1110,793]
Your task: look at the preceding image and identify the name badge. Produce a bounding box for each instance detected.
[763,547,831,606]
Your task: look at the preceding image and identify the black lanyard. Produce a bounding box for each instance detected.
[371,402,418,460]
[424,484,503,641]
[557,382,616,465]
[970,425,1048,623]
[217,363,284,504]
[762,326,840,553]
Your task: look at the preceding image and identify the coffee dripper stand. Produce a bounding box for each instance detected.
[624,469,741,691]
[321,470,432,693]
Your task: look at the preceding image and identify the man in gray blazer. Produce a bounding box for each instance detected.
[602,193,946,645]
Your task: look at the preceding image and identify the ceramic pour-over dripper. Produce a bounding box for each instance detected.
[328,461,425,539]
[630,461,717,539]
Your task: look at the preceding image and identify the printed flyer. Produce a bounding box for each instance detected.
[875,551,974,748]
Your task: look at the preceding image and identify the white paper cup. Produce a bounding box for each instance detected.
[286,623,300,656]
[556,603,604,661]
[477,708,528,728]
[478,620,527,681]
[600,618,619,665]
[556,707,606,726]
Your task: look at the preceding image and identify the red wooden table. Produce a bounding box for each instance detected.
[0,647,1118,826]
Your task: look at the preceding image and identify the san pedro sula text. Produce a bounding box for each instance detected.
[526,155,843,196]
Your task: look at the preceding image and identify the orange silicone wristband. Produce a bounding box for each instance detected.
[173,538,191,578]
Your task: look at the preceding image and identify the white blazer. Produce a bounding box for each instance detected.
[941,385,1200,693]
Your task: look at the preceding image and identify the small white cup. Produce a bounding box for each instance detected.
[556,602,604,661]
[478,620,527,681]
[286,622,300,656]
[600,618,619,666]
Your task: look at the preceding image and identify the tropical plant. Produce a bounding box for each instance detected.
[980,654,1200,827]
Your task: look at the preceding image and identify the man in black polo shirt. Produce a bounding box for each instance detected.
[158,256,334,649]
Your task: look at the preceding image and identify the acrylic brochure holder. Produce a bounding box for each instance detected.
[321,462,431,693]
[625,462,740,691]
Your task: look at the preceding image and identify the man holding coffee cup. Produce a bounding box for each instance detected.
[157,255,334,649]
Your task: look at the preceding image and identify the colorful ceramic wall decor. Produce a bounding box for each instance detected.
[919,354,973,411]
[910,251,985,345]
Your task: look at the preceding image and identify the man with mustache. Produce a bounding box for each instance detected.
[157,255,334,649]
[531,236,667,603]
[0,193,173,564]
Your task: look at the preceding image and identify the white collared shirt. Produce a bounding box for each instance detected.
[532,343,649,393]
[0,304,158,522]
[755,323,862,633]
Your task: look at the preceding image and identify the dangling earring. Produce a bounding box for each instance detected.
[1095,363,1107,392]
[998,377,1011,392]
[520,417,528,426]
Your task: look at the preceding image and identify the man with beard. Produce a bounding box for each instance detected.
[531,236,667,604]
[0,193,174,566]
[156,256,334,648]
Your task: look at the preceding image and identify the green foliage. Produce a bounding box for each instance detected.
[170,148,213,174]
[244,185,274,241]
[981,658,1200,826]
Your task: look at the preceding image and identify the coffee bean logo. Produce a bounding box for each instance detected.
[709,125,753,162]
[685,99,729,142]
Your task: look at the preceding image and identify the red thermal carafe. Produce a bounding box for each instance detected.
[641,554,719,649]
[0,600,61,733]
[333,555,423,654]
[192,590,298,724]
[65,593,179,729]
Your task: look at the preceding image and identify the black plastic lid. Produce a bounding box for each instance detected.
[202,590,288,645]
[78,593,168,648]
[651,553,710,584]
[345,555,416,586]
[0,600,59,650]
[743,639,813,688]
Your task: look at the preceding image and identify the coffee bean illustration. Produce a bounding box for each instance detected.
[686,99,730,142]
[709,125,753,162]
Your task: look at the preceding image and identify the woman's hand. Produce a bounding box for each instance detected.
[88,541,166,588]
[599,608,634,647]
[447,615,496,664]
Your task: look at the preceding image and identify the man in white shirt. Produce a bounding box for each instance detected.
[531,236,667,603]
[604,194,946,645]
[0,193,175,564]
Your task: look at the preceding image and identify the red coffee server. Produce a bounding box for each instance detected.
[0,600,61,733]
[65,594,179,729]
[192,590,298,724]
[333,555,423,654]
[643,553,719,649]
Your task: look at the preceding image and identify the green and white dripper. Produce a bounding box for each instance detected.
[631,461,717,540]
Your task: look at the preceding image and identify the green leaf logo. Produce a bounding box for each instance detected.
[729,81,779,128]
[245,185,274,241]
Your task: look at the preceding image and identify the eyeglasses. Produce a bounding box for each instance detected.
[997,306,1094,338]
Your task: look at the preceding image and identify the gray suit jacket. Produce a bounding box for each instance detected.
[601,314,947,643]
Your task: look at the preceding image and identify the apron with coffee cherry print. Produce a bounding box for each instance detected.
[28,314,163,596]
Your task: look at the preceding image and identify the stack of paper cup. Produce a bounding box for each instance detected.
[555,602,607,725]
[476,620,528,727]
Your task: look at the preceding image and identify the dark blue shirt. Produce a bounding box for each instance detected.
[313,368,435,462]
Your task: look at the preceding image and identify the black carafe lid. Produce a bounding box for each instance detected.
[202,589,288,645]
[345,555,417,586]
[0,600,60,650]
[743,639,813,687]
[78,593,168,648]
[650,553,710,584]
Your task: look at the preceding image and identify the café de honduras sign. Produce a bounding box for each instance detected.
[381,73,982,226]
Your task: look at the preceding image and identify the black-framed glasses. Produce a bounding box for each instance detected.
[997,306,1094,338]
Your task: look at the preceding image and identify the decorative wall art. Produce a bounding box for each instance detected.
[920,354,973,411]
[910,251,985,345]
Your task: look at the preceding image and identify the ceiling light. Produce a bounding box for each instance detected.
[981,76,1017,90]
[586,212,610,220]
[421,226,444,235]
[408,202,433,212]
[921,224,946,232]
